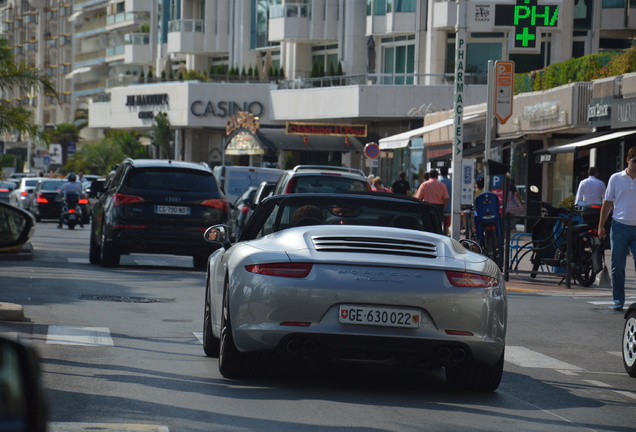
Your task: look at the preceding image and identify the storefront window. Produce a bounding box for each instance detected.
[551,153,574,205]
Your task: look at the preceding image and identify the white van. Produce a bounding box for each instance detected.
[213,166,284,205]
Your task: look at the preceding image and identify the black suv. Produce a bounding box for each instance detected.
[89,159,228,269]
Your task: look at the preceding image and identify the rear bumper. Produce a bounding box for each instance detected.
[108,226,218,256]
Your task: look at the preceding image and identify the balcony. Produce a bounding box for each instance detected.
[167,19,205,54]
[124,33,152,64]
[107,12,143,31]
[268,3,311,42]
[106,45,125,61]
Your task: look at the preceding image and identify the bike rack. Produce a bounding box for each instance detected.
[503,213,575,288]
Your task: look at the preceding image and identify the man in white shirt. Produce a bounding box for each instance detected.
[575,166,606,205]
[598,147,636,311]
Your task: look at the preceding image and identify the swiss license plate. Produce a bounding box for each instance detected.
[155,205,190,215]
[339,305,421,328]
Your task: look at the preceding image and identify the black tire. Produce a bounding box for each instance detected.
[574,236,596,287]
[100,237,120,267]
[483,229,497,262]
[203,282,220,357]
[89,226,101,264]
[218,285,269,378]
[68,220,76,230]
[193,253,209,270]
[445,349,504,392]
[623,309,636,378]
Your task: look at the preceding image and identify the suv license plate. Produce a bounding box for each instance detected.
[339,305,421,328]
[155,205,190,215]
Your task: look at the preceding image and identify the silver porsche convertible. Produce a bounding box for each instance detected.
[202,193,507,392]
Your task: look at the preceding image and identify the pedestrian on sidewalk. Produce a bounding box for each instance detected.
[414,169,449,232]
[575,166,606,205]
[598,146,636,311]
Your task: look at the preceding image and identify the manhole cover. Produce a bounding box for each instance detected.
[81,295,174,303]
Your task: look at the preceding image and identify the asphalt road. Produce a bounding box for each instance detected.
[1,222,636,432]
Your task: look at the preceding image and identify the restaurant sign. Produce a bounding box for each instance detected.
[611,97,636,129]
[286,122,367,137]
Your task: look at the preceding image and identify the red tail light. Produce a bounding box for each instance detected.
[591,205,602,209]
[245,263,313,278]
[201,199,228,212]
[240,205,250,214]
[68,208,76,214]
[0,188,9,192]
[20,191,29,196]
[113,193,144,207]
[79,197,89,204]
[36,194,48,204]
[285,178,297,194]
[445,271,499,287]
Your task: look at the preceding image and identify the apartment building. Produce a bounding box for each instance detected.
[3,1,636,191]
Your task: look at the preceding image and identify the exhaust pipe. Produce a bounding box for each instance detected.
[303,339,319,355]
[452,348,466,363]
[286,339,301,354]
[436,347,451,362]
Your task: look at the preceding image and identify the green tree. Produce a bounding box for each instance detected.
[0,38,57,138]
[65,140,125,176]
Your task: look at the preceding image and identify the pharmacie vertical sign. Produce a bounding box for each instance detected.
[450,0,468,240]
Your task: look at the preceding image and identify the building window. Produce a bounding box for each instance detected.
[602,0,636,7]
[367,0,386,16]
[383,43,415,84]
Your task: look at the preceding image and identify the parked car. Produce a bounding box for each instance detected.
[0,328,48,432]
[8,177,45,210]
[623,303,636,377]
[0,180,16,204]
[89,158,228,269]
[28,179,91,224]
[228,185,258,241]
[272,165,371,195]
[201,192,507,391]
[213,165,283,205]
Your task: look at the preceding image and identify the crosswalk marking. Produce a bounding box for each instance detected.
[47,326,114,346]
[506,346,584,370]
[49,423,169,432]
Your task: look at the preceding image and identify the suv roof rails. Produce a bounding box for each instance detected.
[292,165,365,177]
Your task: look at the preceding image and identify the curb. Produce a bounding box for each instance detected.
[0,303,25,322]
[0,242,33,260]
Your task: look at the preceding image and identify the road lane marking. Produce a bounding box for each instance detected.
[506,346,584,370]
[583,379,612,388]
[47,326,114,346]
[135,259,170,266]
[49,423,169,432]
[193,332,203,344]
[68,258,89,264]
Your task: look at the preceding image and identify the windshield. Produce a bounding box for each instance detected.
[244,194,442,240]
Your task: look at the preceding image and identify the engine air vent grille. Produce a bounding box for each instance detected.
[312,236,437,259]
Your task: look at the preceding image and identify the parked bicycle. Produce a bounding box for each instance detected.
[529,201,604,287]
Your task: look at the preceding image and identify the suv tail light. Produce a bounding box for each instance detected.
[285,178,297,194]
[113,193,145,207]
[201,199,228,213]
[21,191,29,196]
[36,194,48,204]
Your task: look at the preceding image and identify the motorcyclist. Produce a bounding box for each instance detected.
[58,173,84,229]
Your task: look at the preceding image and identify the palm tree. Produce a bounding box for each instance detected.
[0,38,57,138]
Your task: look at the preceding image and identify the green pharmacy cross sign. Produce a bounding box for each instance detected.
[494,0,560,52]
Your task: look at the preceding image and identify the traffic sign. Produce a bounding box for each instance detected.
[494,60,514,124]
[364,142,380,159]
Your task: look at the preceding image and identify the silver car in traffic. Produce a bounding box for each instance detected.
[202,193,507,391]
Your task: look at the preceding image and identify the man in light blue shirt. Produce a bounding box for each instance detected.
[575,166,606,205]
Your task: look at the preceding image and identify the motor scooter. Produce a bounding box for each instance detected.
[59,191,82,230]
[530,201,603,287]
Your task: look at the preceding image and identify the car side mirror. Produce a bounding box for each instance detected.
[0,333,48,432]
[204,225,231,249]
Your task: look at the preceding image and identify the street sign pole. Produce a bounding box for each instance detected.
[450,0,468,240]
[484,60,494,192]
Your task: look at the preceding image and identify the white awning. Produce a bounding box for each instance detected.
[379,114,481,150]
[537,129,636,154]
